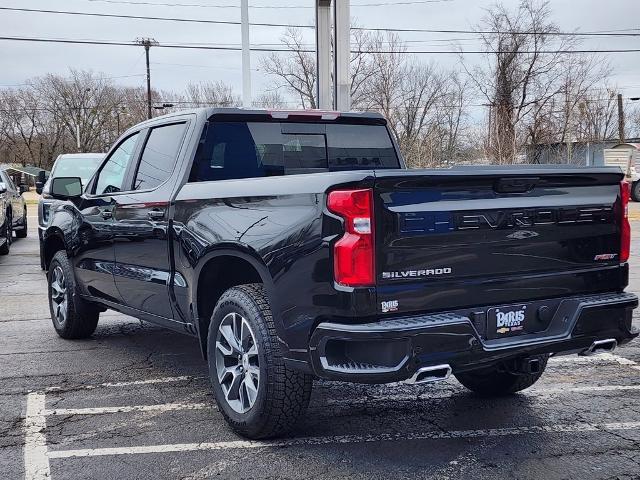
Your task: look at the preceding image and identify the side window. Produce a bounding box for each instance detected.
[134,123,187,191]
[95,133,140,195]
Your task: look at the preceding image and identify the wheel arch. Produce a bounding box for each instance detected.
[192,247,284,360]
[42,228,68,271]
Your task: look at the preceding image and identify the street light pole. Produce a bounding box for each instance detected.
[241,0,252,108]
[334,0,350,111]
[316,0,332,110]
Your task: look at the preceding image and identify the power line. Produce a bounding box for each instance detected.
[3,7,640,37]
[0,6,308,29]
[82,0,453,7]
[2,35,640,55]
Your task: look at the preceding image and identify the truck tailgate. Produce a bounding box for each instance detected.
[374,167,626,315]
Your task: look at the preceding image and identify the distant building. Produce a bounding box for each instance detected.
[525,138,640,166]
[0,164,50,187]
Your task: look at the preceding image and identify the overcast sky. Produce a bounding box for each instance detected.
[1,0,639,105]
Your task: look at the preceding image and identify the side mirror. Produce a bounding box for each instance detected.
[35,182,44,195]
[19,184,28,194]
[50,177,83,200]
[0,182,6,194]
[37,171,46,183]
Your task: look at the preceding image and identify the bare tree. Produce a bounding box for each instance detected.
[260,28,317,109]
[467,0,587,164]
[184,81,240,107]
[253,90,288,109]
[37,69,124,153]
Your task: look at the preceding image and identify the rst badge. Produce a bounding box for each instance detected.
[594,254,617,261]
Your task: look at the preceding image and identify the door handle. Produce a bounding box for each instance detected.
[147,209,165,220]
[100,210,113,219]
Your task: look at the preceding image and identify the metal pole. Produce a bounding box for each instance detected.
[145,42,152,119]
[334,0,350,111]
[241,0,252,108]
[617,93,625,143]
[316,0,332,109]
[76,123,81,151]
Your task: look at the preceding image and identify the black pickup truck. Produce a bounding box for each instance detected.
[42,108,638,438]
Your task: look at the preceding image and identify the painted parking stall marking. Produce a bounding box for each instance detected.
[23,352,640,479]
[24,393,50,480]
[46,421,640,459]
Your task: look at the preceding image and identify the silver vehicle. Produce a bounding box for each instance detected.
[37,153,104,267]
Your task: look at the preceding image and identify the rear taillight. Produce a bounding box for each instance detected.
[620,180,631,263]
[327,189,375,287]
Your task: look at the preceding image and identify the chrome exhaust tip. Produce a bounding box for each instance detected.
[580,338,617,356]
[405,364,452,385]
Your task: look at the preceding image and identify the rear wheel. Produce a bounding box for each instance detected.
[48,250,99,339]
[15,208,27,238]
[207,284,313,439]
[455,355,548,396]
[0,211,12,255]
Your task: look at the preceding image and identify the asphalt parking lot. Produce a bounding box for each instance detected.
[2,204,640,480]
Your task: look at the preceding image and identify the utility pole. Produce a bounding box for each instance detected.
[241,0,251,108]
[618,93,625,143]
[136,37,158,119]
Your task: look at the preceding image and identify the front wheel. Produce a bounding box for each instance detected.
[455,355,548,396]
[0,212,12,255]
[207,284,313,439]
[48,250,99,339]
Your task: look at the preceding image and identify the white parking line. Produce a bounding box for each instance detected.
[24,393,50,480]
[41,382,640,417]
[45,375,197,392]
[46,402,211,416]
[37,352,638,394]
[46,421,640,458]
[549,353,638,366]
[324,383,640,405]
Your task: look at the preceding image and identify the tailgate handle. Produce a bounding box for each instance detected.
[494,177,539,194]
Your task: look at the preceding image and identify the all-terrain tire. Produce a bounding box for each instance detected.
[454,355,549,396]
[207,283,313,439]
[48,250,99,339]
[15,208,27,238]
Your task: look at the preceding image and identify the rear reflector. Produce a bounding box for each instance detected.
[620,181,631,263]
[327,189,375,287]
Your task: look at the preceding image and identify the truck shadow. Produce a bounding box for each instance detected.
[89,317,565,440]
